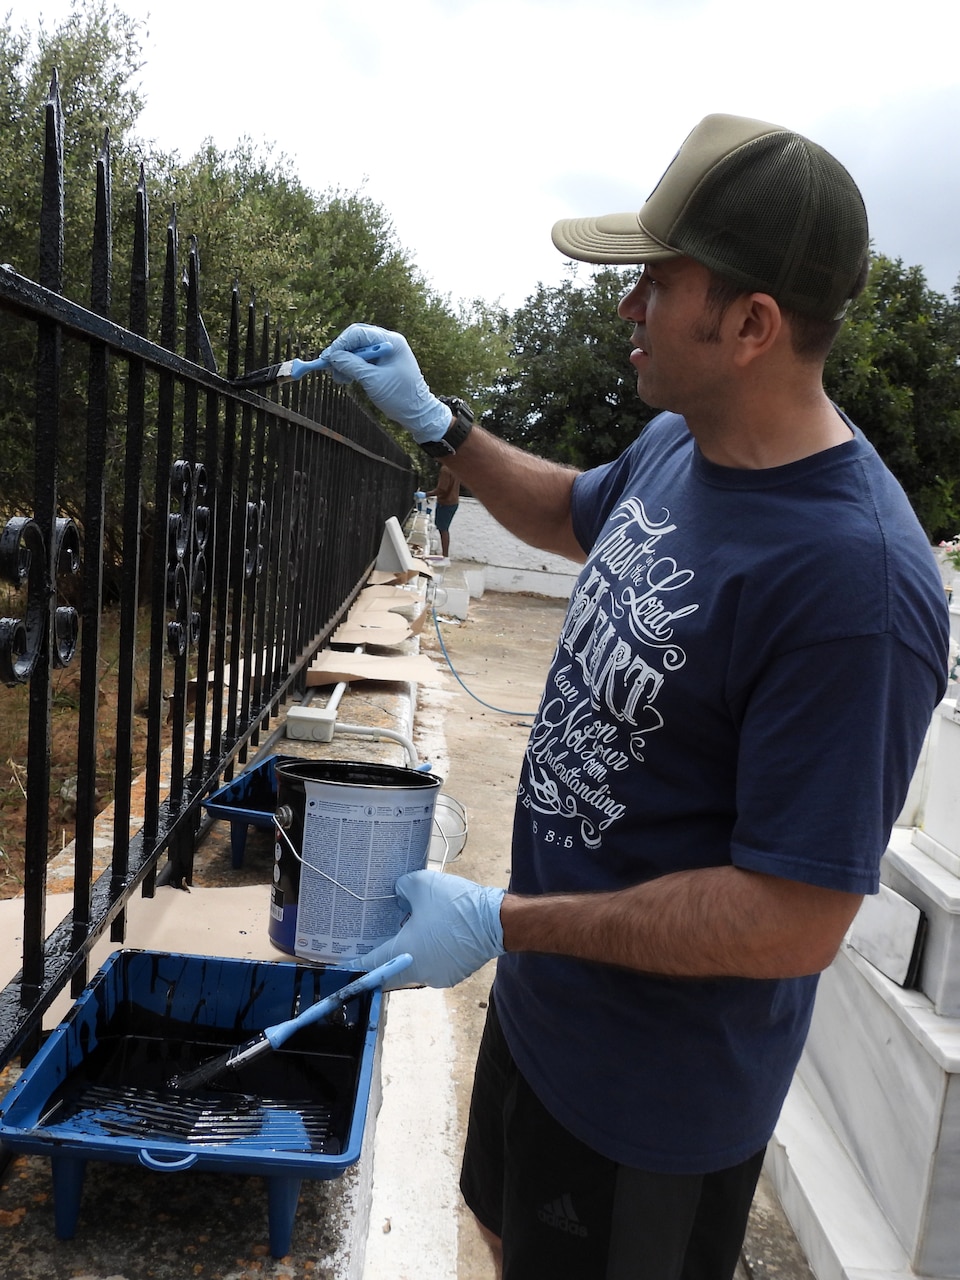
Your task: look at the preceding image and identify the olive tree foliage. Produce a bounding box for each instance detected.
[0,0,145,292]
[824,255,960,541]
[486,257,960,542]
[0,0,146,527]
[481,265,658,471]
[166,146,505,408]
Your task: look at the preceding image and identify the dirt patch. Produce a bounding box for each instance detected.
[0,607,160,898]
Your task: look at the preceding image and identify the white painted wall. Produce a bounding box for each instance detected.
[449,497,580,599]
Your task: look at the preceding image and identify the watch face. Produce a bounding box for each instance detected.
[441,396,473,423]
[424,400,472,456]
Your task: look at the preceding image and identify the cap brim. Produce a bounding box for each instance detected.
[551,212,681,265]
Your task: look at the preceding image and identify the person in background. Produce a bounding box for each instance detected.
[427,463,460,558]
[321,114,950,1280]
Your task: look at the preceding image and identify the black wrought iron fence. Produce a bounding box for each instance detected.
[0,74,415,1069]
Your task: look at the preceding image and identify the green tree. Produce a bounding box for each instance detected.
[0,1,146,526]
[482,266,656,470]
[487,256,960,544]
[825,256,960,539]
[164,149,506,406]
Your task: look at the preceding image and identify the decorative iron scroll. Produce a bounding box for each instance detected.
[0,515,80,687]
[52,518,81,666]
[166,459,209,659]
[245,498,266,580]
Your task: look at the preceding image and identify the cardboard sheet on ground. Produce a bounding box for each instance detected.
[306,650,449,687]
[333,611,412,647]
[353,595,413,618]
[354,586,429,633]
[367,559,433,586]
[356,585,418,610]
[189,649,279,697]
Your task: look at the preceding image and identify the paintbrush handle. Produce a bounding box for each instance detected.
[263,953,413,1050]
[289,340,392,381]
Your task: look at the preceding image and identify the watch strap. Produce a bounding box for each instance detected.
[422,397,474,457]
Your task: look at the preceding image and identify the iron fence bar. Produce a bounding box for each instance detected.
[247,305,272,751]
[290,423,310,669]
[300,425,322,685]
[238,301,260,761]
[184,241,216,789]
[70,132,113,997]
[21,75,67,1015]
[204,294,233,774]
[142,209,179,862]
[190,382,220,784]
[186,248,220,788]
[167,235,204,810]
[227,306,255,762]
[109,165,150,944]
[263,331,287,707]
[160,225,200,889]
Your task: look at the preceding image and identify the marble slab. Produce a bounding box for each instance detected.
[885,831,960,1016]
[918,705,960,862]
[846,883,924,987]
[896,705,941,829]
[769,1072,913,1280]
[912,827,960,878]
[798,946,960,1276]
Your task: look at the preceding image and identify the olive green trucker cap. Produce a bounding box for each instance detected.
[551,114,869,320]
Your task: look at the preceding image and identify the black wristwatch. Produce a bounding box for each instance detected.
[421,396,474,457]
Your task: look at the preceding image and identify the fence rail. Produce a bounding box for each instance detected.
[0,72,415,1069]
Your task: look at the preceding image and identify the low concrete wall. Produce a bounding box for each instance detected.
[450,497,580,599]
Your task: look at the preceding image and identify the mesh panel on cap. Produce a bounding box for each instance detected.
[670,134,866,318]
[785,150,868,316]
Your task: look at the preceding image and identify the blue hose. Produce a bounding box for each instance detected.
[432,609,538,721]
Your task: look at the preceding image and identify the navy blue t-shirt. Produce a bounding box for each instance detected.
[494,412,948,1173]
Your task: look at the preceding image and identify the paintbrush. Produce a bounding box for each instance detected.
[166,952,412,1093]
[232,340,392,389]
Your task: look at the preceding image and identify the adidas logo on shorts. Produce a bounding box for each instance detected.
[538,1193,588,1238]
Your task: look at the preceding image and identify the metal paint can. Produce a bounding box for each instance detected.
[270,758,441,963]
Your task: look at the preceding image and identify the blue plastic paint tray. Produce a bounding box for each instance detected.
[203,753,299,867]
[0,949,384,1257]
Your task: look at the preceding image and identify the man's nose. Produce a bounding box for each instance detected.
[618,278,647,321]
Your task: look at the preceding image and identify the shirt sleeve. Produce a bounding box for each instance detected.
[571,415,675,553]
[730,632,941,894]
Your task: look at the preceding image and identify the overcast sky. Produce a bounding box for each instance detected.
[8,0,960,311]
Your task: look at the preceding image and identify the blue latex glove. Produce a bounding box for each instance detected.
[361,869,506,989]
[320,323,452,444]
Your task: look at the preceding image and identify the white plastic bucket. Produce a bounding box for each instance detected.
[270,759,441,964]
[429,794,468,864]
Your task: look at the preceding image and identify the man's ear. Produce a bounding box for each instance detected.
[731,292,782,367]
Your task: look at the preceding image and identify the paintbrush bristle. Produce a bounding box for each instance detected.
[168,1032,269,1092]
[232,361,284,388]
[167,1050,233,1092]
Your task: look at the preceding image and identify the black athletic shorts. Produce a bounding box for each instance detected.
[459,991,765,1280]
